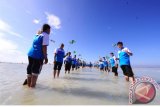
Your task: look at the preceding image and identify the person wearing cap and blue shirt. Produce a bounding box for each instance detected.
[116,42,135,82]
[103,57,110,73]
[26,24,51,88]
[72,55,77,71]
[64,52,72,74]
[99,59,104,71]
[53,43,68,78]
[109,53,118,76]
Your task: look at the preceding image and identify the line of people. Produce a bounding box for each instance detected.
[25,24,86,88]
[97,53,118,76]
[95,42,135,83]
[53,45,83,78]
[25,24,135,88]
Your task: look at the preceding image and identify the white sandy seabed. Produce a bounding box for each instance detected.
[0,63,160,105]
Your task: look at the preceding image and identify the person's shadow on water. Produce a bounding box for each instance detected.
[35,82,129,104]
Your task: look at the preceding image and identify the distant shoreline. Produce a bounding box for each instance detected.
[132,65,160,68]
[0,62,160,68]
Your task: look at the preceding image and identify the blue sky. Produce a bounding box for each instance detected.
[0,0,160,66]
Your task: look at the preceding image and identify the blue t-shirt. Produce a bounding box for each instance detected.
[99,62,104,68]
[55,48,65,63]
[118,47,131,66]
[28,35,44,59]
[65,56,72,63]
[72,58,76,65]
[103,60,108,67]
[76,60,79,66]
[109,56,116,67]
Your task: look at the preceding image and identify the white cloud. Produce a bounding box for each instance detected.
[0,37,17,50]
[0,32,5,37]
[0,19,22,38]
[0,50,27,63]
[45,12,61,29]
[33,19,40,24]
[0,19,27,63]
[0,19,11,30]
[0,36,27,63]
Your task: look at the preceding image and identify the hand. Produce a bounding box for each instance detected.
[124,50,129,54]
[115,64,118,68]
[53,60,56,64]
[66,52,69,56]
[125,50,132,56]
[44,58,48,64]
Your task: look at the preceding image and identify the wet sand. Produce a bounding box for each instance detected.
[0,63,160,105]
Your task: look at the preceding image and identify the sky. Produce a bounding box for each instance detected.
[0,0,160,66]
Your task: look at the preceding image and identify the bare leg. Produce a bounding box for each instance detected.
[115,74,118,76]
[57,70,60,78]
[115,68,118,76]
[125,76,129,81]
[27,75,32,87]
[107,68,109,73]
[30,75,38,88]
[108,68,110,72]
[130,76,135,83]
[53,70,57,78]
[115,71,118,76]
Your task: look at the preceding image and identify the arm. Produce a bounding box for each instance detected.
[42,33,49,64]
[125,48,133,56]
[114,56,118,67]
[116,51,120,60]
[116,58,119,60]
[42,45,48,64]
[126,51,133,56]
[53,48,57,64]
[64,52,68,58]
[54,53,56,64]
[116,57,119,60]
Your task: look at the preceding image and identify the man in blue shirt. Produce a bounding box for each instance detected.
[109,53,118,76]
[99,59,104,71]
[53,43,68,78]
[64,52,72,74]
[116,42,135,82]
[26,24,50,88]
[89,62,93,68]
[75,58,80,70]
[103,57,110,72]
[82,60,86,68]
[72,55,77,71]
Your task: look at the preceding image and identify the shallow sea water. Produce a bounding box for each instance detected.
[0,63,160,105]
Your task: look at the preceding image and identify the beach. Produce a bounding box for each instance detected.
[0,63,160,105]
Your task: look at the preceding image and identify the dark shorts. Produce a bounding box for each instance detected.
[104,66,108,70]
[100,67,104,70]
[65,62,72,71]
[112,67,118,76]
[54,62,63,71]
[27,56,43,76]
[121,65,134,77]
[72,64,75,68]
